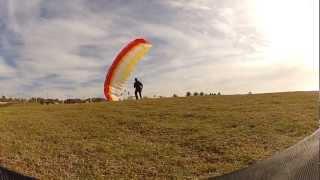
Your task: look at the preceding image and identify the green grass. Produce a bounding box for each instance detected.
[0,92,318,179]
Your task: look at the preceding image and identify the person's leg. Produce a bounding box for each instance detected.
[139,90,142,99]
[135,90,138,100]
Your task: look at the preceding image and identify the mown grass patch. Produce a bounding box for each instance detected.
[0,92,317,179]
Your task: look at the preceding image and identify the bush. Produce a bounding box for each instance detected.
[186,92,191,96]
[193,92,199,96]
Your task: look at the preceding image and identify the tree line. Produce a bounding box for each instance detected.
[185,91,221,96]
[0,96,105,104]
[172,92,222,97]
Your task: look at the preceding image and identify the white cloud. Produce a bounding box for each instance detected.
[0,0,317,98]
[0,57,15,76]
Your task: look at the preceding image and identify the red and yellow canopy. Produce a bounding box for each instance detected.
[104,38,152,101]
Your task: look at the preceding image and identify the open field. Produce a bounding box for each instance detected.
[0,92,318,179]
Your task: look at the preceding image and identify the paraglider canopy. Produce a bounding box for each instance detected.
[104,38,152,101]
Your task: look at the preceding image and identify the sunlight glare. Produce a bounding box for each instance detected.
[252,0,314,67]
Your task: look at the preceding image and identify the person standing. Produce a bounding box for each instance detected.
[134,78,143,100]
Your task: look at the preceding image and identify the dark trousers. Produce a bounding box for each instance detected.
[135,89,142,100]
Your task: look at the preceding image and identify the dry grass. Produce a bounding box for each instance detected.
[0,92,318,179]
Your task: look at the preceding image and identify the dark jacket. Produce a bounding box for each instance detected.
[134,80,143,91]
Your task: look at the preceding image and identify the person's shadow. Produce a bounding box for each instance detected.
[0,166,36,180]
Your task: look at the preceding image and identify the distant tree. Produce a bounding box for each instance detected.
[193,92,199,96]
[0,96,6,102]
[199,92,204,96]
[186,92,191,97]
[173,94,178,98]
[217,92,221,95]
[91,98,105,103]
[248,91,252,95]
[64,98,82,104]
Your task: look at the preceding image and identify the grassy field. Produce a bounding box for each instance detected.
[0,92,318,179]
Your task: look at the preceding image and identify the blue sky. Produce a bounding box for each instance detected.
[0,0,318,99]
